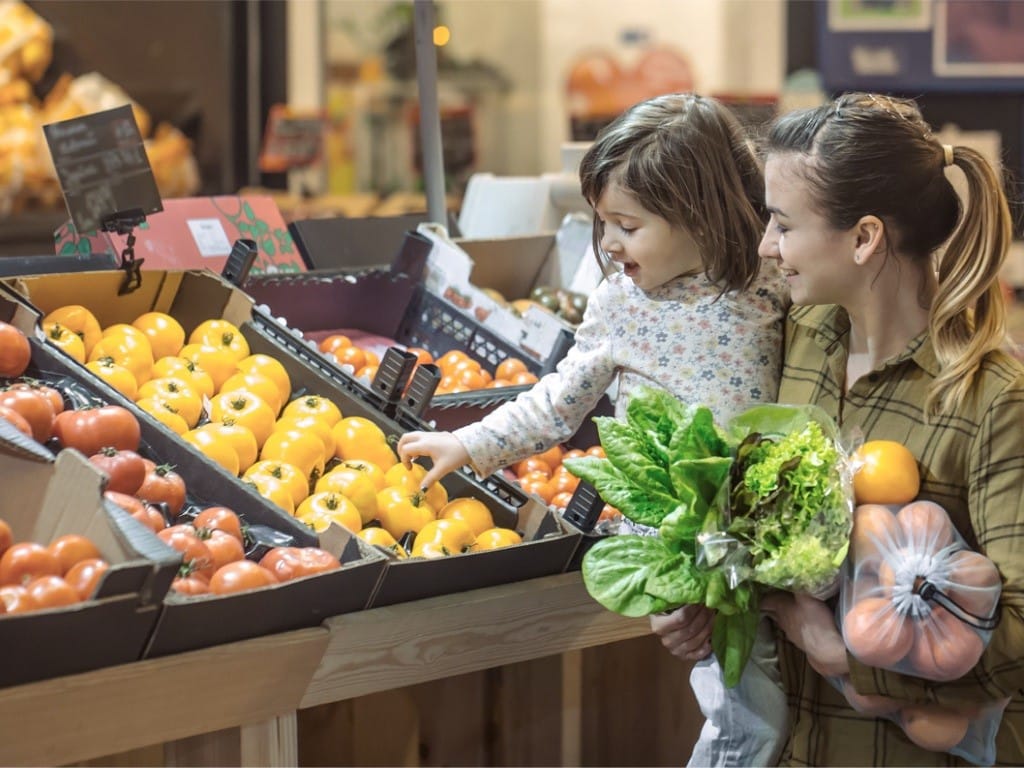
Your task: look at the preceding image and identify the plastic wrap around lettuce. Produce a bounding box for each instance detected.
[564,387,853,686]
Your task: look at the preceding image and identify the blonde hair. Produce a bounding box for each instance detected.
[765,93,1013,417]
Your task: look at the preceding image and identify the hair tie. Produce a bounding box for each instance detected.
[942,144,955,167]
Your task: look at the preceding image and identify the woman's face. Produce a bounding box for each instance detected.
[759,154,860,306]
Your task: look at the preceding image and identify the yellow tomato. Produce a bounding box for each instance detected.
[85,358,138,399]
[384,462,448,510]
[242,475,295,514]
[42,305,101,355]
[438,497,495,538]
[281,394,342,427]
[356,527,408,558]
[315,467,379,524]
[182,427,241,476]
[179,343,238,392]
[332,417,397,468]
[295,491,362,534]
[336,459,387,491]
[411,518,475,558]
[189,319,250,362]
[151,356,215,399]
[89,332,154,386]
[273,415,336,461]
[220,370,282,416]
[236,353,291,404]
[196,421,259,472]
[135,396,190,435]
[469,527,523,552]
[131,311,185,359]
[244,460,310,506]
[376,486,435,540]
[137,377,203,427]
[260,429,325,483]
[209,390,276,447]
[42,321,85,363]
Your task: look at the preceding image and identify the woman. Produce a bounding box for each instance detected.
[651,92,1024,765]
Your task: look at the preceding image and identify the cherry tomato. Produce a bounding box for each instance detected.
[258,546,341,582]
[136,463,187,516]
[193,506,243,543]
[53,405,141,455]
[0,320,30,378]
[64,557,110,600]
[0,542,61,586]
[89,447,147,495]
[209,559,278,595]
[47,533,102,575]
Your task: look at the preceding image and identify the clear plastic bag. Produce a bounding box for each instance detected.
[832,674,1009,766]
[841,500,1001,680]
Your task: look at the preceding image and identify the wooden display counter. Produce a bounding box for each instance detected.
[0,572,702,767]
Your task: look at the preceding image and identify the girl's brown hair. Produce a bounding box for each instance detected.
[765,92,1012,416]
[578,93,766,293]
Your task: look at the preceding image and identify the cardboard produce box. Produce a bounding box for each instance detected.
[0,419,179,688]
[2,267,581,619]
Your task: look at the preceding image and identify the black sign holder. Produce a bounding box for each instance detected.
[101,207,147,295]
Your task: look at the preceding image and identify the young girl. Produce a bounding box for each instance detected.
[398,93,791,767]
[652,92,1024,766]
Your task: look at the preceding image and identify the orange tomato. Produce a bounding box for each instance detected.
[511,371,539,386]
[533,445,565,473]
[518,475,554,504]
[295,491,362,534]
[273,415,336,461]
[137,377,203,427]
[244,460,310,507]
[900,704,970,753]
[550,491,574,510]
[131,312,185,359]
[896,500,954,551]
[437,350,470,375]
[852,440,920,505]
[135,397,190,435]
[189,319,250,362]
[182,427,242,476]
[469,527,523,552]
[42,305,101,355]
[86,357,138,400]
[336,459,387,491]
[281,394,342,427]
[333,345,367,371]
[315,466,379,524]
[236,354,292,404]
[42,322,86,362]
[88,331,154,386]
[515,457,552,479]
[376,487,435,539]
[197,421,259,472]
[438,497,494,537]
[221,371,283,416]
[260,429,325,482]
[319,334,352,355]
[242,475,295,514]
[495,357,528,381]
[356,526,408,558]
[406,347,433,365]
[332,416,389,461]
[210,390,277,447]
[180,343,238,392]
[384,462,447,510]
[411,518,475,558]
[842,596,914,668]
[47,534,102,575]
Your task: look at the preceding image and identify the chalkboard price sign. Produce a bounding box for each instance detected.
[43,104,163,234]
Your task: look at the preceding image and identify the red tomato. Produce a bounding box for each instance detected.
[209,559,278,595]
[135,464,187,516]
[103,491,167,533]
[202,528,246,570]
[7,381,63,415]
[0,321,30,378]
[193,506,244,543]
[0,404,32,437]
[157,525,215,580]
[25,575,80,609]
[52,405,141,456]
[64,557,110,600]
[89,447,147,495]
[258,546,342,582]
[47,534,102,575]
[0,584,36,613]
[0,542,61,586]
[171,574,211,595]
[0,388,55,442]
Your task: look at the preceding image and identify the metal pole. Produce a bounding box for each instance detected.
[413,0,447,226]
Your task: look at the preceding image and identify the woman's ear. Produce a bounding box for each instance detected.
[852,215,885,265]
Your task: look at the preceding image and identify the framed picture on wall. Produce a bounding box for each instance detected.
[933,0,1024,76]
[827,0,932,32]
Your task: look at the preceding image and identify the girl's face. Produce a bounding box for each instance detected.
[759,154,859,306]
[594,180,702,291]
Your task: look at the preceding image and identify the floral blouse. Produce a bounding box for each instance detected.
[454,264,790,477]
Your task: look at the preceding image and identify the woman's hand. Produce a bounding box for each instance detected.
[648,604,714,662]
[762,592,849,678]
[396,430,470,488]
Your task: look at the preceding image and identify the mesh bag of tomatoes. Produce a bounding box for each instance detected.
[837,499,1006,763]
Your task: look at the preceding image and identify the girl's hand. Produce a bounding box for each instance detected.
[648,604,714,662]
[396,430,470,488]
[762,592,849,678]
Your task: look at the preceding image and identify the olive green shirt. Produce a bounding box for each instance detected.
[775,304,1024,767]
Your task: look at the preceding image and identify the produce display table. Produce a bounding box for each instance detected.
[0,572,655,767]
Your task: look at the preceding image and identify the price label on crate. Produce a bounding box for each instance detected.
[43,104,163,234]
